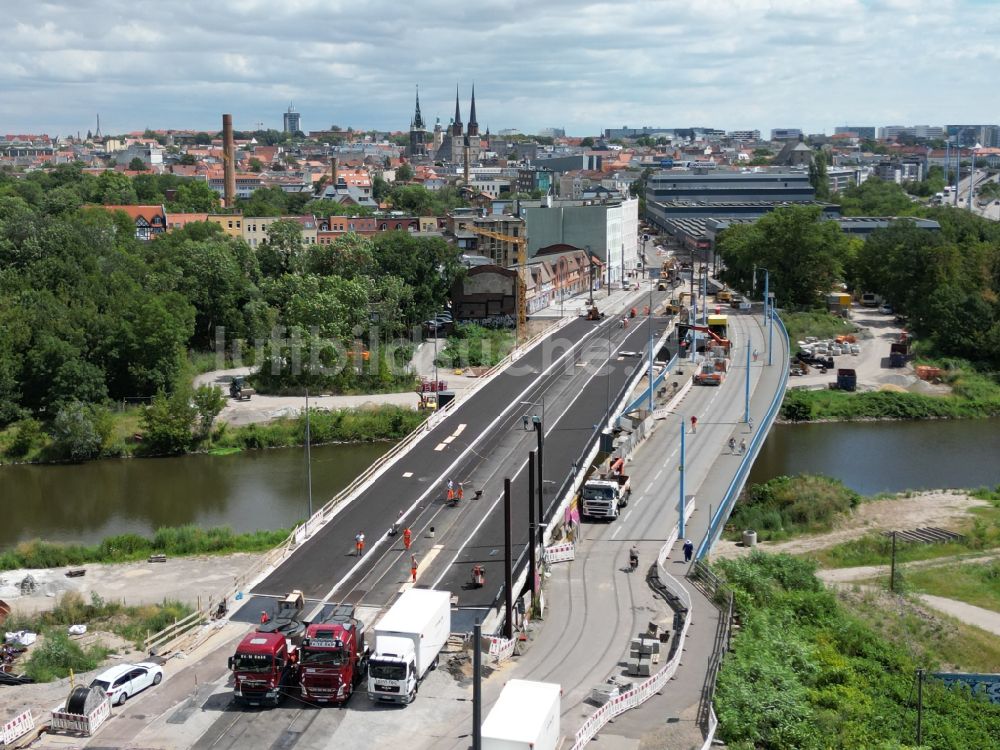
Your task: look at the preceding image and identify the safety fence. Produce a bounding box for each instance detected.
[695,312,790,560]
[50,696,110,736]
[543,542,576,564]
[1,710,34,746]
[569,539,693,750]
[487,636,517,664]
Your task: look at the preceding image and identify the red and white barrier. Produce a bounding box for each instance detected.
[487,636,517,663]
[2,710,35,745]
[543,542,575,564]
[50,696,110,736]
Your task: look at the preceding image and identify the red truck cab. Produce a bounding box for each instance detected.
[229,631,296,707]
[299,607,368,704]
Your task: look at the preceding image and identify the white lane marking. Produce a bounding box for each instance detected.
[443,436,456,444]
[453,424,467,436]
[431,335,622,589]
[611,525,623,540]
[622,510,633,523]
[653,469,663,482]
[319,319,612,605]
[399,544,444,591]
[435,443,447,451]
[402,472,413,478]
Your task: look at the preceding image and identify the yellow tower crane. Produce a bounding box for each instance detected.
[466,225,528,345]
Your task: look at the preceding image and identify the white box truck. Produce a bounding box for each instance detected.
[367,588,451,704]
[482,679,561,750]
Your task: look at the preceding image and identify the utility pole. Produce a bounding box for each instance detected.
[587,246,594,305]
[744,340,751,424]
[535,418,544,534]
[679,420,686,538]
[890,530,897,592]
[528,451,537,598]
[916,668,925,746]
[473,619,482,750]
[305,388,313,533]
[503,478,513,640]
[647,281,654,414]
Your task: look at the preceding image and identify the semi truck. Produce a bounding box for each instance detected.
[481,679,561,750]
[299,605,369,705]
[368,588,451,705]
[228,631,298,707]
[580,458,631,521]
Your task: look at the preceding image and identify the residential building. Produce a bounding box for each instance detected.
[874,158,924,184]
[835,126,876,140]
[283,105,301,134]
[770,128,803,141]
[878,125,945,140]
[603,126,672,141]
[100,204,167,240]
[206,214,244,238]
[532,154,603,173]
[243,216,294,248]
[165,212,209,231]
[118,141,164,168]
[727,130,761,142]
[447,213,525,268]
[205,172,262,200]
[827,167,861,194]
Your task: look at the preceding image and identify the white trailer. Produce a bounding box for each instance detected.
[482,679,561,750]
[367,588,451,704]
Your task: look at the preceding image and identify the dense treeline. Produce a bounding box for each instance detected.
[0,167,464,455]
[718,179,1000,367]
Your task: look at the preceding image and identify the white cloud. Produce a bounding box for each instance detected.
[0,0,998,136]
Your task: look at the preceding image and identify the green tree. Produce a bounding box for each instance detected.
[95,170,138,205]
[248,157,264,173]
[168,180,219,213]
[371,232,464,325]
[128,157,146,171]
[192,384,226,438]
[396,163,414,182]
[837,177,914,216]
[51,401,112,461]
[808,150,830,200]
[718,206,850,308]
[259,219,304,276]
[178,153,196,166]
[304,232,375,279]
[580,137,595,148]
[140,387,197,454]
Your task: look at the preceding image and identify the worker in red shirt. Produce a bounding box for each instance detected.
[355,531,365,557]
[403,527,412,550]
[260,610,269,625]
[410,554,418,583]
[690,415,698,433]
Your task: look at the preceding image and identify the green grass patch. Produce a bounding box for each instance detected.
[434,323,514,369]
[207,446,242,456]
[214,405,423,452]
[780,309,858,345]
[875,558,1000,613]
[780,387,1000,422]
[727,474,861,542]
[5,592,194,680]
[0,525,291,572]
[837,586,1000,674]
[714,553,1000,749]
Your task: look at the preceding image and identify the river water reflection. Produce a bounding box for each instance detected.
[748,418,1000,495]
[0,442,392,549]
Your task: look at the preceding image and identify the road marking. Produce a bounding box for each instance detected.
[400,544,444,591]
[622,510,633,523]
[318,319,612,606]
[653,469,663,482]
[611,525,623,539]
[435,443,447,451]
[402,471,413,478]
[443,436,456,444]
[453,423,467,436]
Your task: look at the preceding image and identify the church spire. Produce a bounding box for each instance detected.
[467,84,479,137]
[412,85,424,130]
[452,85,463,137]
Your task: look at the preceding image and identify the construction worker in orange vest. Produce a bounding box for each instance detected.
[403,527,412,550]
[447,487,455,503]
[457,483,464,502]
[410,554,418,583]
[355,531,365,557]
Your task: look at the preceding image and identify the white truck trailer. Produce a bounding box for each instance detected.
[367,588,451,704]
[482,679,561,750]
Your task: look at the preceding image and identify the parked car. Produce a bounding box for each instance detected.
[90,662,163,706]
[879,305,893,315]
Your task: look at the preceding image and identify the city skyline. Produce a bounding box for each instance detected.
[3,0,999,137]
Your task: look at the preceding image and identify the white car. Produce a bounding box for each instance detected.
[90,662,163,705]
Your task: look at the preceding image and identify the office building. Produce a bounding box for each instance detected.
[835,126,876,140]
[947,124,1000,147]
[282,104,301,134]
[770,128,802,141]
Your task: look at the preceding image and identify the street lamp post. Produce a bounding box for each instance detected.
[679,420,686,538]
[756,267,773,366]
[647,281,654,414]
[587,246,595,306]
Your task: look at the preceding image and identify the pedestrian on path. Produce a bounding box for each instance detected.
[753,348,759,362]
[728,436,736,454]
[690,415,698,433]
[748,416,754,432]
[410,554,418,583]
[355,531,365,557]
[683,539,694,562]
[739,438,747,455]
[403,527,412,550]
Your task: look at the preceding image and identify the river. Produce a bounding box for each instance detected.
[0,442,392,549]
[749,418,1000,495]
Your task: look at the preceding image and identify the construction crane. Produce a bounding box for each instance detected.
[466,225,528,345]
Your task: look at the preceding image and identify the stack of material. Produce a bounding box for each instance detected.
[627,635,662,677]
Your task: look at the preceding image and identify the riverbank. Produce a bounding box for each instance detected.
[0,403,423,466]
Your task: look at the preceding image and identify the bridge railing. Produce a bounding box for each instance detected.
[695,311,789,559]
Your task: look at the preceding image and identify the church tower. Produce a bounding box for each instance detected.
[467,85,479,138]
[408,85,428,158]
[451,86,463,138]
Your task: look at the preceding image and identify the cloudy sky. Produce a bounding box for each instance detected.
[3,0,999,137]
